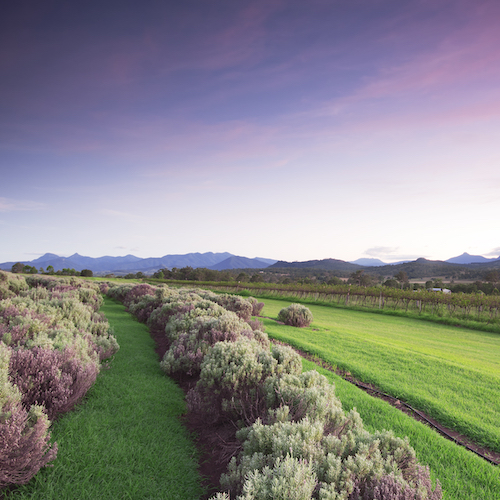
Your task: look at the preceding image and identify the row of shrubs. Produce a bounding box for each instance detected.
[0,272,119,488]
[108,283,442,500]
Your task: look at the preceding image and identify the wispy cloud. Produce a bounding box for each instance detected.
[485,247,500,258]
[0,197,45,212]
[364,247,424,262]
[365,247,399,258]
[114,245,141,253]
[99,209,143,221]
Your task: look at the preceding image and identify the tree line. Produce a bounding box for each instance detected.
[151,266,500,296]
[10,262,93,277]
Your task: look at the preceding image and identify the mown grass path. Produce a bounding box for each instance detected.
[4,297,204,500]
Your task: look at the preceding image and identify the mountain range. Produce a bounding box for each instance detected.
[348,252,499,267]
[0,251,498,275]
[0,252,277,275]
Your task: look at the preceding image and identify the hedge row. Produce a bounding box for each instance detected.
[108,283,442,500]
[0,272,119,488]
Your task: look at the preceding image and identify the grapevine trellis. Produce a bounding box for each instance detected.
[153,279,500,325]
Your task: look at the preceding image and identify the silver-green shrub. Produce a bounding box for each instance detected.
[187,338,301,424]
[238,455,317,500]
[215,294,253,321]
[0,274,122,488]
[4,272,29,296]
[221,417,325,496]
[264,370,344,427]
[160,311,258,376]
[278,303,313,327]
[197,291,254,321]
[154,299,226,336]
[0,293,118,363]
[222,411,440,500]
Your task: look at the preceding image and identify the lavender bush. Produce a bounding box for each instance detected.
[9,346,99,420]
[1,343,57,488]
[278,303,313,327]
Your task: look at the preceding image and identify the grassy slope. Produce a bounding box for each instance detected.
[252,297,500,500]
[300,358,500,500]
[4,297,204,500]
[258,298,500,452]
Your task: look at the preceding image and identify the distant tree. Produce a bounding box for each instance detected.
[11,262,24,273]
[153,268,172,279]
[361,274,377,287]
[327,276,343,286]
[177,267,194,280]
[22,265,37,274]
[219,271,234,282]
[349,270,364,286]
[39,267,44,274]
[299,278,314,285]
[60,268,77,276]
[236,272,249,282]
[250,273,264,283]
[135,272,145,279]
[394,271,409,288]
[348,270,375,287]
[485,270,500,283]
[46,265,54,274]
[80,269,93,277]
[383,278,399,288]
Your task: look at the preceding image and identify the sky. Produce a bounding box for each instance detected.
[1,0,500,264]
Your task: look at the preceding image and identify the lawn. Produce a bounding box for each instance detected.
[258,298,500,452]
[4,297,205,500]
[300,358,500,500]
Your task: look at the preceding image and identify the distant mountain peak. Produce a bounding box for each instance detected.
[446,252,498,264]
[31,253,62,263]
[0,251,276,275]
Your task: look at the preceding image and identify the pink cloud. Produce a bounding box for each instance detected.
[0,197,45,212]
[328,4,500,110]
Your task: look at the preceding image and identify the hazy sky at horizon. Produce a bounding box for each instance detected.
[1,0,500,264]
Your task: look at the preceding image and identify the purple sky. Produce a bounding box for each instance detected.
[1,0,500,264]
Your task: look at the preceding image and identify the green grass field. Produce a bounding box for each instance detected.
[258,297,500,454]
[255,297,500,499]
[300,358,500,500]
[4,297,204,500]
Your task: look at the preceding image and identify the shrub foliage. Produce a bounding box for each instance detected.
[278,303,313,327]
[105,282,441,500]
[0,271,118,489]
